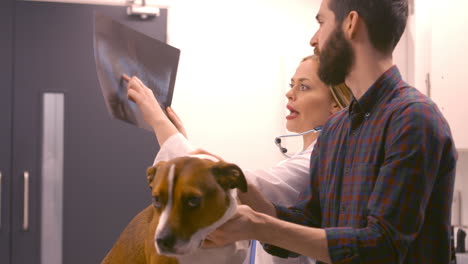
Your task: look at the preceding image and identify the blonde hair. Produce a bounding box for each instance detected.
[301,55,353,109]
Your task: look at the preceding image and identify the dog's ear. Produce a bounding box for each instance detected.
[147,161,166,188]
[211,161,248,193]
[146,166,157,187]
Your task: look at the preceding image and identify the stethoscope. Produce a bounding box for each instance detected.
[275,126,322,158]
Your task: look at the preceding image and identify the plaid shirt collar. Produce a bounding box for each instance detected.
[348,65,402,116]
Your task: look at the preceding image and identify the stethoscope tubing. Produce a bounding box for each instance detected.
[276,126,322,139]
[275,126,322,158]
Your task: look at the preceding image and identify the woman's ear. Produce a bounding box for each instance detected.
[330,101,341,115]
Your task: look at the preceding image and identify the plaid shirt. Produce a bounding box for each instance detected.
[264,66,458,264]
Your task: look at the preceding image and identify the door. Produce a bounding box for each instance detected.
[0,0,14,262]
[12,2,168,263]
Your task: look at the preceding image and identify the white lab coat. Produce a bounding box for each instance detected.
[153,133,315,264]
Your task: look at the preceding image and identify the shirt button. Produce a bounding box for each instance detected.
[340,204,347,212]
[343,247,353,258]
[291,208,301,214]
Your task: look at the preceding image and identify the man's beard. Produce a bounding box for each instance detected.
[316,26,354,86]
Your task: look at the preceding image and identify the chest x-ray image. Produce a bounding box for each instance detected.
[94,12,180,131]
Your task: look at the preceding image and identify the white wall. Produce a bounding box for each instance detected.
[404,0,432,94]
[429,0,468,150]
[166,0,320,169]
[407,0,468,229]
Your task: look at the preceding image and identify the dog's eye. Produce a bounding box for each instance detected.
[186,196,202,208]
[152,196,162,209]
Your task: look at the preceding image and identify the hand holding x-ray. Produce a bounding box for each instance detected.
[94,12,180,131]
[123,74,188,137]
[123,74,168,129]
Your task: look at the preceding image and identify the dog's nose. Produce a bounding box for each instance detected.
[156,234,176,251]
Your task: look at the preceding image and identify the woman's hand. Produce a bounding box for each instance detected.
[123,74,167,129]
[166,107,188,138]
[123,74,189,138]
[203,205,259,248]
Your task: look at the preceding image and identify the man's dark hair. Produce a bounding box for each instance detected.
[328,0,408,54]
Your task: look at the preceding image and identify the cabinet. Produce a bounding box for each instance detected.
[0,0,14,263]
[430,0,468,150]
[1,1,168,263]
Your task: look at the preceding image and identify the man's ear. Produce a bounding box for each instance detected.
[211,161,248,193]
[344,10,360,40]
[147,161,166,188]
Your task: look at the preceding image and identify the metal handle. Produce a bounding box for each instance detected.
[23,171,29,231]
[0,171,2,230]
[425,73,432,98]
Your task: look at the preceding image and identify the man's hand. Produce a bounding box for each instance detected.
[203,205,259,248]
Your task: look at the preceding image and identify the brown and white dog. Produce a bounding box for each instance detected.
[101,155,249,264]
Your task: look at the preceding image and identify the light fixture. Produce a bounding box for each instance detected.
[126,0,160,19]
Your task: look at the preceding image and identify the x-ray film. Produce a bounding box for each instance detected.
[94,12,180,130]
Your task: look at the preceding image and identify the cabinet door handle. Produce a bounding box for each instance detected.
[23,171,29,231]
[426,73,432,98]
[0,171,2,230]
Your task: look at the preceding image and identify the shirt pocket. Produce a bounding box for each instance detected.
[339,164,379,227]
